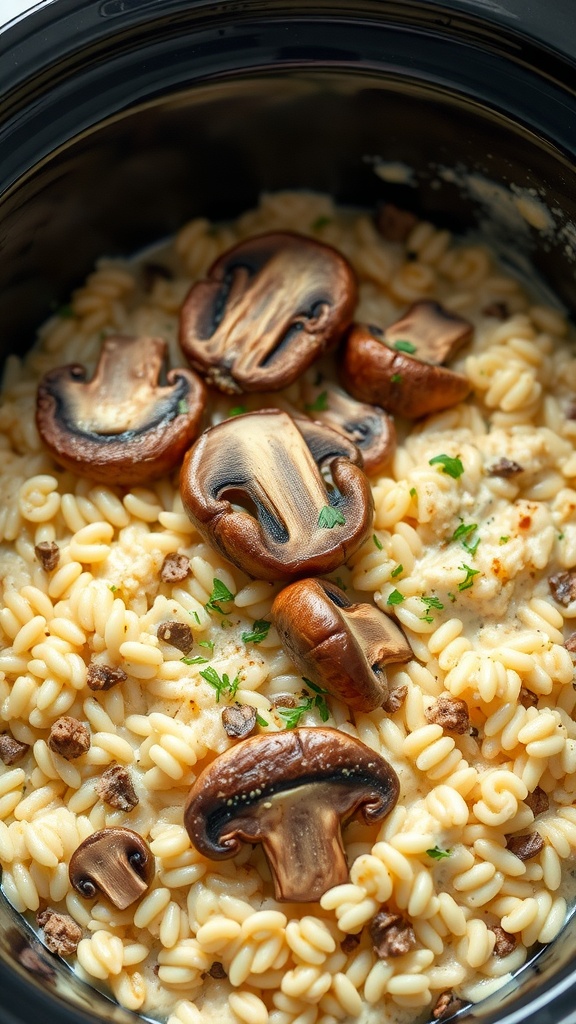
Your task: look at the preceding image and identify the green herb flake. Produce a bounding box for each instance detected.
[499,536,509,545]
[420,614,434,624]
[109,584,118,593]
[447,591,456,603]
[177,399,189,415]
[393,339,417,354]
[373,533,383,550]
[256,713,269,728]
[391,564,403,578]
[229,405,247,417]
[458,563,481,591]
[205,578,235,614]
[277,680,330,729]
[198,639,214,652]
[276,704,310,729]
[305,390,329,413]
[311,215,332,230]
[333,576,348,591]
[318,506,346,529]
[57,303,75,319]
[429,454,464,479]
[241,619,271,645]
[199,665,240,702]
[387,589,405,606]
[410,487,417,498]
[191,611,201,625]
[426,846,451,861]
[181,655,209,665]
[558,532,565,541]
[452,522,477,542]
[390,373,403,384]
[421,595,444,610]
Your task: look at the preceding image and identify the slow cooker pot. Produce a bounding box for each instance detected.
[1,1,576,1022]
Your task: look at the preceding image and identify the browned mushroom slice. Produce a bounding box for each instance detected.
[302,383,396,476]
[36,335,206,485]
[272,578,412,711]
[384,300,472,365]
[179,232,357,394]
[184,727,399,902]
[180,409,373,582]
[68,828,154,910]
[340,324,471,419]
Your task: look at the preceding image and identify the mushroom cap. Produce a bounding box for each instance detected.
[383,300,472,365]
[340,324,471,418]
[36,335,206,485]
[184,727,399,860]
[272,578,413,711]
[68,827,154,910]
[302,382,396,476]
[179,231,357,393]
[180,408,373,582]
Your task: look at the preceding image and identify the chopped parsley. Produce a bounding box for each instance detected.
[181,655,209,665]
[229,405,247,417]
[191,611,201,625]
[426,846,451,861]
[277,679,330,729]
[205,578,235,614]
[391,564,403,578]
[305,390,329,413]
[198,639,214,652]
[199,666,240,702]
[387,589,405,606]
[410,487,417,498]
[458,563,481,591]
[256,713,269,728]
[393,339,417,354]
[429,454,464,479]
[499,536,509,545]
[421,596,444,610]
[373,534,383,550]
[447,592,456,603]
[109,584,118,592]
[333,576,348,591]
[318,506,346,529]
[311,215,332,230]
[56,303,74,319]
[241,619,271,644]
[177,399,189,415]
[452,521,480,555]
[390,373,403,384]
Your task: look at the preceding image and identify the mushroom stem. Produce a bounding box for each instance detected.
[259,785,349,902]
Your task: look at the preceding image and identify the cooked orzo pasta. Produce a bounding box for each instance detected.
[1,190,576,1024]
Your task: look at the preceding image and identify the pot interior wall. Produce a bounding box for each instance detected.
[1,64,576,1024]
[1,70,575,360]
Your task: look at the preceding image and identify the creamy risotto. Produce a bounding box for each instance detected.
[1,191,576,1024]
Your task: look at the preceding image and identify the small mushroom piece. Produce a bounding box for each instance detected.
[69,828,153,910]
[383,300,472,366]
[179,232,357,394]
[180,409,373,582]
[302,382,396,475]
[184,727,399,902]
[340,323,471,419]
[36,335,206,485]
[272,578,412,711]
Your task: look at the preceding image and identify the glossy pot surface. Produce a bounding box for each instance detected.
[1,2,576,1023]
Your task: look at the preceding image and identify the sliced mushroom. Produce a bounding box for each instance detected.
[272,578,412,711]
[184,727,399,902]
[302,382,396,475]
[36,335,206,485]
[68,827,154,910]
[179,232,357,393]
[340,323,471,418]
[180,409,373,582]
[383,300,472,365]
